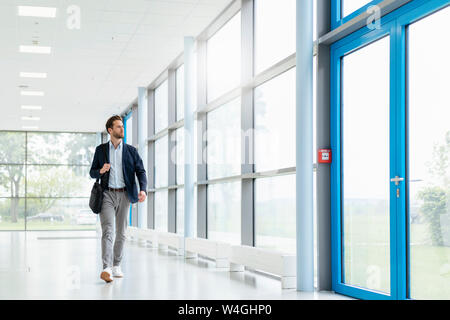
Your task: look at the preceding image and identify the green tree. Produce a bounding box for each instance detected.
[0,132,26,222]
[427,131,450,188]
[418,131,450,246]
[417,186,446,246]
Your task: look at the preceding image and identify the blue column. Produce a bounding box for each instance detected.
[184,37,195,238]
[296,0,314,291]
[138,87,148,228]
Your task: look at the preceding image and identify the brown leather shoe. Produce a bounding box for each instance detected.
[100,269,113,283]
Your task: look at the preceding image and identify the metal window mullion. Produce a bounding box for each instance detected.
[241,0,255,247]
[197,40,208,239]
[138,87,149,229]
[168,69,177,233]
[148,90,156,229]
[296,0,314,292]
[130,104,139,227]
[132,104,138,148]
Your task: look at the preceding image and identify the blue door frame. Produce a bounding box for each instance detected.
[123,111,132,226]
[330,0,450,300]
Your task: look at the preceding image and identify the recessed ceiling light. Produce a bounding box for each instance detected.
[20,72,47,79]
[21,116,40,121]
[19,45,52,54]
[22,126,39,130]
[18,6,57,18]
[21,105,43,110]
[21,91,45,96]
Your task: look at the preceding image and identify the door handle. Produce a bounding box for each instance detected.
[390,176,404,186]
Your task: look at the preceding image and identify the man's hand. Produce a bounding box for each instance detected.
[138,191,147,203]
[100,163,111,175]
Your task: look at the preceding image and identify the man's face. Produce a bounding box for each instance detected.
[109,120,124,139]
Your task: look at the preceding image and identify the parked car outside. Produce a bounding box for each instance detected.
[72,209,98,225]
[26,213,64,222]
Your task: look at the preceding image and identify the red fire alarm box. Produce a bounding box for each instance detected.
[318,149,332,164]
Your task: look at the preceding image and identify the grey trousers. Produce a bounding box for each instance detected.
[99,189,130,269]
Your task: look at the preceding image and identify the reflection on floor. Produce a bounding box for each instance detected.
[0,231,352,300]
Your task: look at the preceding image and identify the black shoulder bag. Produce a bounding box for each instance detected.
[89,144,108,214]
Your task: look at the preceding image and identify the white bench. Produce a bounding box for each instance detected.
[229,245,296,289]
[157,232,184,256]
[185,237,230,268]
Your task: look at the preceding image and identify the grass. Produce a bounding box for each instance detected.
[0,219,96,231]
[343,213,450,299]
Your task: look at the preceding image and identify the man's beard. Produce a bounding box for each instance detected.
[113,132,124,139]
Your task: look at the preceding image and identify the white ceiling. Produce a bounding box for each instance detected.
[0,0,232,133]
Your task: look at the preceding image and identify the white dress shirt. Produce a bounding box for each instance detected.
[108,140,126,188]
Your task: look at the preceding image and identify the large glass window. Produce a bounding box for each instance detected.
[176,128,184,185]
[0,166,25,197]
[125,114,133,145]
[176,187,184,235]
[0,131,100,231]
[342,0,372,18]
[27,132,98,165]
[155,80,169,133]
[254,0,296,74]
[207,181,241,245]
[155,135,168,188]
[255,174,296,254]
[207,12,241,102]
[176,65,185,121]
[254,68,296,172]
[0,132,26,230]
[26,165,92,197]
[155,190,168,232]
[407,7,450,300]
[0,198,25,230]
[207,98,241,180]
[341,36,390,293]
[0,132,26,164]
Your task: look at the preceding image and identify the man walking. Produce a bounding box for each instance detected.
[90,115,147,283]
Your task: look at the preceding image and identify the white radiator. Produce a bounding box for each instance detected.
[229,245,296,289]
[126,227,158,246]
[157,232,184,256]
[185,237,230,268]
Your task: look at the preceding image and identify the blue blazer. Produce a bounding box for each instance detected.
[89,142,147,204]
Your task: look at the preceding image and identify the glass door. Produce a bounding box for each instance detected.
[341,36,392,295]
[332,0,450,300]
[406,5,450,300]
[331,25,398,299]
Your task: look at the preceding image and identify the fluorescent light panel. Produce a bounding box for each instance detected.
[19,45,52,54]
[22,126,39,130]
[21,116,40,121]
[18,6,57,18]
[20,72,47,79]
[21,91,45,96]
[21,105,43,110]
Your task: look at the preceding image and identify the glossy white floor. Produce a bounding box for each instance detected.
[0,230,352,300]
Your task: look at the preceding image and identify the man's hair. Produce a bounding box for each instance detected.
[105,115,123,134]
